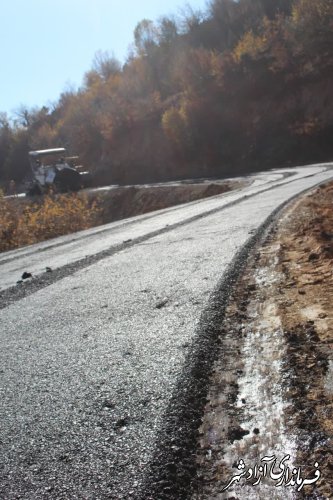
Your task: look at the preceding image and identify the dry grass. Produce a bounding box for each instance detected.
[0,181,237,253]
[0,191,100,252]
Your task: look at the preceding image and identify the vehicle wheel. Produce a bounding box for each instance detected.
[54,168,81,192]
[79,172,93,188]
[26,183,42,196]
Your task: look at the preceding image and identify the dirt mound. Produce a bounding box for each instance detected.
[90,182,236,224]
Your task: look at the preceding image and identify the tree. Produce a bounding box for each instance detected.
[92,50,121,80]
[13,105,33,128]
[179,4,204,34]
[291,0,333,54]
[3,129,30,183]
[0,114,13,181]
[157,17,178,46]
[162,106,188,148]
[134,19,158,56]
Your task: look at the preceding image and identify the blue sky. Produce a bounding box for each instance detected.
[0,0,209,117]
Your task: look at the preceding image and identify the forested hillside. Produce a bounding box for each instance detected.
[1,0,332,189]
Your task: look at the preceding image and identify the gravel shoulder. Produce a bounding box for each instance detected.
[195,181,333,499]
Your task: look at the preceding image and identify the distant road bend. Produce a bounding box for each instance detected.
[0,164,332,498]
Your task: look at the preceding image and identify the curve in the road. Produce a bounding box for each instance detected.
[1,165,331,305]
[0,164,332,500]
[136,170,333,499]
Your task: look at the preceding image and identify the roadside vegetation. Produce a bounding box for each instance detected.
[0,0,332,191]
[0,181,235,252]
[0,191,100,252]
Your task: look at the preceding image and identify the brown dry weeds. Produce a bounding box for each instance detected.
[1,181,237,252]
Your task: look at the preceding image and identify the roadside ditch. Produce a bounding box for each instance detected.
[138,181,333,500]
[195,181,333,499]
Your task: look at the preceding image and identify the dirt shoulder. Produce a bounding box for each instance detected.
[195,182,333,499]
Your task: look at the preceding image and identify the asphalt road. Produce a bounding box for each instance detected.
[0,164,332,499]
[0,165,327,292]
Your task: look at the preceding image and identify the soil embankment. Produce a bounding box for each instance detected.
[1,181,239,252]
[88,182,239,224]
[196,182,333,499]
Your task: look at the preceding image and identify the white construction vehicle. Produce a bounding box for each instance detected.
[27,148,92,195]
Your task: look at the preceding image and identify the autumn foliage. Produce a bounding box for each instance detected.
[0,0,333,190]
[0,192,100,252]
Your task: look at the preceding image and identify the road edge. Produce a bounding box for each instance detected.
[136,178,333,499]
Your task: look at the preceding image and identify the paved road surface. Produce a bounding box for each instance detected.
[0,166,327,292]
[0,164,332,499]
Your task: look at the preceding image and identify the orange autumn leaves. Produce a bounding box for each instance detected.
[0,192,100,252]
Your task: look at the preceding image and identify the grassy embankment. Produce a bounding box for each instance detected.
[0,181,236,252]
[0,191,100,252]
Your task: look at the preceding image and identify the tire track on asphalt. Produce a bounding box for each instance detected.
[135,175,333,500]
[0,168,330,310]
